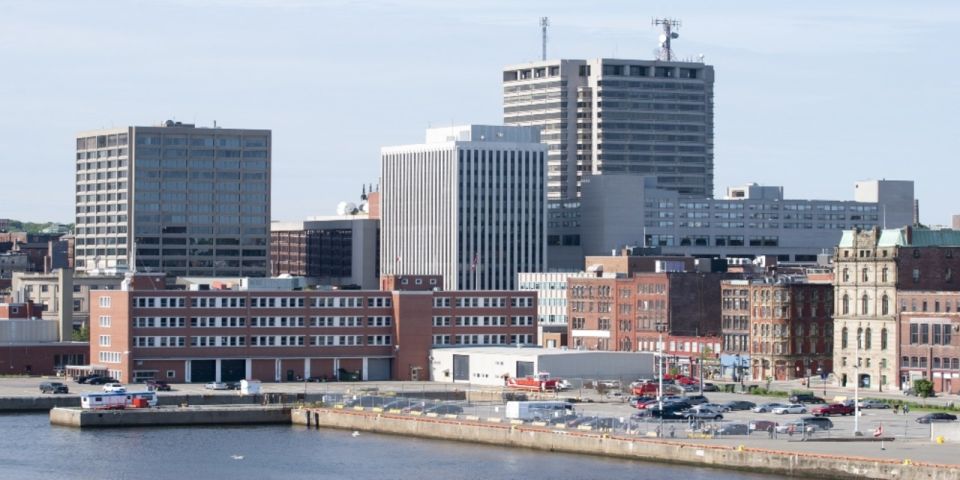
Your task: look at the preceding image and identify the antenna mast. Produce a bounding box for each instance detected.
[652,18,681,61]
[540,16,549,61]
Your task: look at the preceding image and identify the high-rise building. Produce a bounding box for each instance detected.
[503,58,714,200]
[380,125,547,290]
[74,121,271,277]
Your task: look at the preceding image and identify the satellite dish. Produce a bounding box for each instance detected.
[336,201,357,216]
[671,32,679,39]
[658,33,667,43]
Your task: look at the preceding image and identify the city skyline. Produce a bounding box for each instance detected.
[2,1,959,224]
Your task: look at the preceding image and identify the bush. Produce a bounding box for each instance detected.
[914,379,935,398]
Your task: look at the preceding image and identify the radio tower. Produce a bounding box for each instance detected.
[652,18,681,61]
[540,16,549,61]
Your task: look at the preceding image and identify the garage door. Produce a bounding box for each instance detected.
[367,358,391,381]
[190,360,216,383]
[221,359,246,382]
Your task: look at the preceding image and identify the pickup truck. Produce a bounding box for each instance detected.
[810,403,854,417]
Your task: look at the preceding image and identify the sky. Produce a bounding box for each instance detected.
[1,0,959,225]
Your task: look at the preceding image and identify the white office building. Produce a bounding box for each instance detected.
[380,125,547,290]
[518,271,593,346]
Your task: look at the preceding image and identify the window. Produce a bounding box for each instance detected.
[98,296,111,308]
[862,268,869,282]
[881,267,888,283]
[881,328,888,350]
[861,294,869,316]
[864,327,872,349]
[842,295,849,315]
[99,316,111,327]
[99,335,111,347]
[881,295,889,316]
[856,327,863,349]
[841,327,848,349]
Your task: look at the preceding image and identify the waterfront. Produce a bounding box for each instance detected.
[1,413,777,479]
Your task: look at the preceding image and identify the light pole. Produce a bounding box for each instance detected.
[656,322,666,437]
[817,366,826,397]
[854,329,861,436]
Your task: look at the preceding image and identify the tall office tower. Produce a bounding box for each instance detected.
[380,125,547,290]
[74,120,271,277]
[503,58,714,200]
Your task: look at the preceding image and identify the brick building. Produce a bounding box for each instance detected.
[0,300,87,375]
[749,278,834,381]
[89,274,537,383]
[897,291,960,393]
[567,272,726,376]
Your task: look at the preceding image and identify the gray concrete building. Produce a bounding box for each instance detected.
[503,58,714,200]
[380,125,547,290]
[547,176,914,270]
[74,120,271,277]
[11,269,125,339]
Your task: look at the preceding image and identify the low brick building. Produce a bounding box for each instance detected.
[89,274,537,383]
[898,291,960,393]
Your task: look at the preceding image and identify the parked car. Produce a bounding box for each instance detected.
[684,408,724,420]
[145,380,171,391]
[709,422,750,436]
[87,376,118,385]
[752,402,788,413]
[772,404,808,415]
[724,400,756,411]
[39,382,69,394]
[701,383,719,392]
[789,393,825,404]
[75,374,101,384]
[648,406,690,420]
[204,382,229,390]
[858,399,890,409]
[344,396,390,408]
[425,404,464,415]
[102,383,126,393]
[775,417,833,433]
[684,395,710,406]
[811,403,854,417]
[693,403,730,413]
[916,413,958,424]
[749,420,778,432]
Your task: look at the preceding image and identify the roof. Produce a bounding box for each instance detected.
[429,346,653,358]
[840,227,960,248]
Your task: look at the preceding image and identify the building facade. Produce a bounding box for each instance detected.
[74,121,271,277]
[271,217,379,289]
[517,271,593,347]
[503,58,714,200]
[11,269,125,337]
[88,274,537,383]
[833,226,960,391]
[380,125,547,291]
[748,279,834,381]
[897,291,960,394]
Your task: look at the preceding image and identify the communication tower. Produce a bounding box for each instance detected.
[652,18,681,61]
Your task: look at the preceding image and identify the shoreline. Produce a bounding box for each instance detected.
[294,407,959,480]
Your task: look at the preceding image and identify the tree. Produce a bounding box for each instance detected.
[913,379,935,398]
[72,323,89,342]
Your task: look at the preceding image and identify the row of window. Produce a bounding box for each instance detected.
[902,357,960,370]
[130,296,395,309]
[431,334,535,346]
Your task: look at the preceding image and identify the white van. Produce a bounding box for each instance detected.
[505,401,574,421]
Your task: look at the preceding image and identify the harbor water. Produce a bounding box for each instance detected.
[2,413,778,479]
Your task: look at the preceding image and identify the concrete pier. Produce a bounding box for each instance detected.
[293,407,960,480]
[50,405,290,428]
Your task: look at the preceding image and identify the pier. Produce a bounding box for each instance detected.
[50,405,290,428]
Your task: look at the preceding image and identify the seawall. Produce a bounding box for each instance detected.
[50,405,290,428]
[293,407,960,480]
[0,393,310,412]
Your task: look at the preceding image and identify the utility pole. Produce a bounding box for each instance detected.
[854,328,861,435]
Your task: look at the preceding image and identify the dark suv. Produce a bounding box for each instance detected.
[145,380,171,391]
[789,393,825,404]
[40,382,69,394]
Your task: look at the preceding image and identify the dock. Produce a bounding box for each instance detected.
[50,405,291,428]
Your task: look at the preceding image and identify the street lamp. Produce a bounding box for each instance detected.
[817,366,826,397]
[854,329,861,436]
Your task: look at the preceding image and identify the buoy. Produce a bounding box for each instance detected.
[936,436,945,444]
[352,431,360,437]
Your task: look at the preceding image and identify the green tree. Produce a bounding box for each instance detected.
[72,323,89,342]
[913,379,935,398]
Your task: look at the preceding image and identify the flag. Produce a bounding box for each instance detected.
[395,256,401,263]
[873,424,883,437]
[470,253,479,271]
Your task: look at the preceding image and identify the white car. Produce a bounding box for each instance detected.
[694,403,730,413]
[102,383,126,393]
[204,382,229,390]
[751,402,788,413]
[772,404,807,415]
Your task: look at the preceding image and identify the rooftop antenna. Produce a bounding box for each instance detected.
[540,16,549,61]
[652,18,681,61]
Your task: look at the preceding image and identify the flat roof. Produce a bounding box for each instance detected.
[429,346,652,357]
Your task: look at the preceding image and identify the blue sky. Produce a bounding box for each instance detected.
[1,0,958,224]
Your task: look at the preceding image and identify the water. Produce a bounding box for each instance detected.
[0,414,777,479]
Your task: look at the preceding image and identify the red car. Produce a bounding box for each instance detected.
[811,403,854,417]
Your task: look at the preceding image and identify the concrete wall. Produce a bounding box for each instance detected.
[51,405,290,428]
[296,408,959,480]
[0,392,320,412]
[931,422,960,442]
